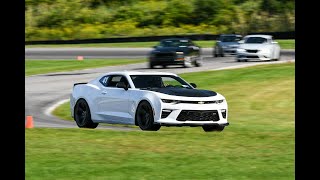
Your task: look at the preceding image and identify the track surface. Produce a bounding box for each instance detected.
[25,48,295,129]
[25,47,294,59]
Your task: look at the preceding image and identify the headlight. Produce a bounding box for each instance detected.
[176,52,184,60]
[216,99,224,104]
[161,99,180,104]
[237,48,245,52]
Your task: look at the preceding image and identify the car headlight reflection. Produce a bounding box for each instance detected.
[161,99,180,104]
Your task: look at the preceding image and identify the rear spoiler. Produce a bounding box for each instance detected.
[73,82,87,87]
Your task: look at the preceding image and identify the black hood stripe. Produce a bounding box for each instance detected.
[149,87,217,97]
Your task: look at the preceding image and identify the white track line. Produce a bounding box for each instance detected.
[45,99,69,117]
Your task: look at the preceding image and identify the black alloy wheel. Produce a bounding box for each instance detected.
[136,101,161,131]
[74,99,98,128]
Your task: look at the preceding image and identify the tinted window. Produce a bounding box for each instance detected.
[245,37,268,44]
[130,75,191,89]
[99,76,109,87]
[106,75,130,88]
[219,36,241,42]
[159,39,191,47]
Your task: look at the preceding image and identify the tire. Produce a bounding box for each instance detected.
[195,60,201,67]
[136,101,161,131]
[74,99,98,128]
[202,125,225,132]
[149,62,154,69]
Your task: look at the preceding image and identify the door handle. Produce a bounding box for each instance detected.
[101,91,108,94]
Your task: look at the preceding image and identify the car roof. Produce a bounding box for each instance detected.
[244,34,272,39]
[102,71,178,77]
[220,34,242,37]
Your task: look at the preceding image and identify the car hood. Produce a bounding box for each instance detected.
[239,43,270,50]
[147,87,217,97]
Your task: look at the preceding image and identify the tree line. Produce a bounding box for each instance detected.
[25,0,295,41]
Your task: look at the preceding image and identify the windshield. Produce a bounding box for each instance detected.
[130,75,192,89]
[159,39,191,47]
[219,36,241,42]
[245,37,268,44]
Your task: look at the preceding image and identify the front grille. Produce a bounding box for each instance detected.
[177,110,219,121]
[246,55,259,58]
[155,52,175,60]
[246,49,258,53]
[161,110,172,118]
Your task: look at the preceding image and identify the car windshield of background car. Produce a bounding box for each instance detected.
[245,37,267,44]
[220,36,239,42]
[160,40,189,47]
[130,75,191,89]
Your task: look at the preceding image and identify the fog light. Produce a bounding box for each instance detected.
[221,109,227,119]
[161,109,173,118]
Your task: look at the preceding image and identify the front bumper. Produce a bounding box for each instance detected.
[155,102,228,126]
[222,47,237,55]
[236,51,272,61]
[150,58,185,66]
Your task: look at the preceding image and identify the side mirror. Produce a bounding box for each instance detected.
[153,45,158,48]
[116,82,128,91]
[190,83,197,88]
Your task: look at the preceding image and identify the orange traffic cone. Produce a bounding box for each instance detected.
[77,56,84,61]
[26,116,34,128]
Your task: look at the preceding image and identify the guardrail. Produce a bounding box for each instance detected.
[25,31,295,45]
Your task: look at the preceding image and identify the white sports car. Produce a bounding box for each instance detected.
[236,35,281,62]
[70,71,229,132]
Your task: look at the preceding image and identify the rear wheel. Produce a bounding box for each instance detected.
[149,62,154,69]
[74,99,98,128]
[202,125,225,132]
[136,101,161,131]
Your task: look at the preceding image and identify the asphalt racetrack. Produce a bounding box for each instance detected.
[25,47,294,59]
[25,48,295,129]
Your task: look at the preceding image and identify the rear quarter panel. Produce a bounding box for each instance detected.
[70,83,101,118]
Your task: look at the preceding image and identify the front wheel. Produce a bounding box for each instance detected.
[74,99,98,128]
[136,101,161,131]
[202,125,225,132]
[149,62,154,69]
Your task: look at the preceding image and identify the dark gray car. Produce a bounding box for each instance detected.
[149,38,202,68]
[213,34,242,57]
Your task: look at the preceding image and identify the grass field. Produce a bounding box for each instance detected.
[25,39,295,49]
[26,62,295,179]
[25,59,146,76]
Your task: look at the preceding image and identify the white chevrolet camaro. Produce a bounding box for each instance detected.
[236,34,281,62]
[70,71,229,132]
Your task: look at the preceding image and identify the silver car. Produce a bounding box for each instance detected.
[213,34,242,57]
[236,35,281,62]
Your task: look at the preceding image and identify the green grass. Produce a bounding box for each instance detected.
[25,59,146,76]
[25,39,295,49]
[27,62,295,179]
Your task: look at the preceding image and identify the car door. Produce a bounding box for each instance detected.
[95,75,131,124]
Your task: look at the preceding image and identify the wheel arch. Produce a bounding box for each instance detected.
[134,99,156,126]
[73,97,91,121]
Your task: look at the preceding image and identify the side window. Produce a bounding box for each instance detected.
[99,76,109,87]
[106,75,131,88]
